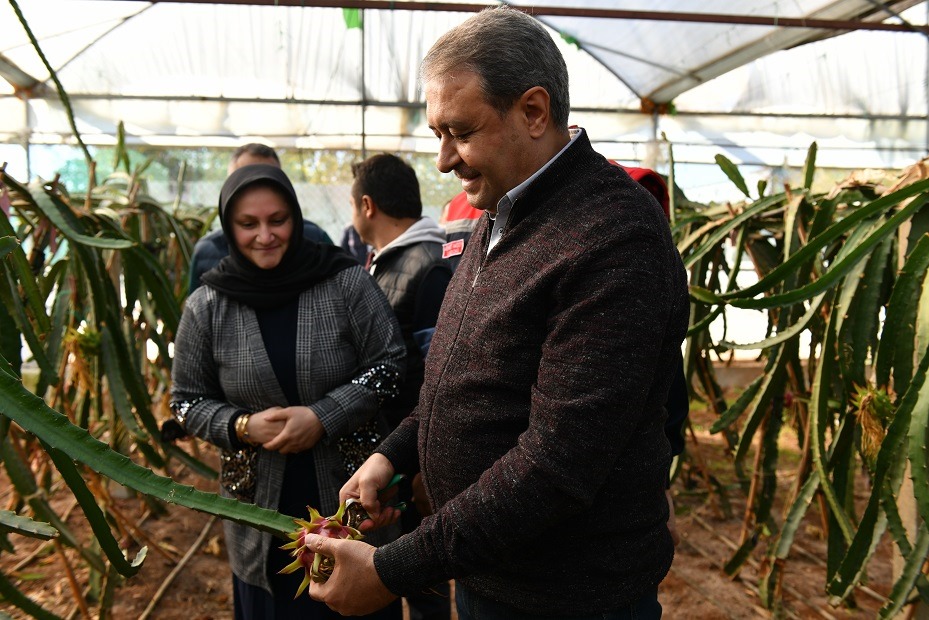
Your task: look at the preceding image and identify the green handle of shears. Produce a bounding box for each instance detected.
[383,473,406,491]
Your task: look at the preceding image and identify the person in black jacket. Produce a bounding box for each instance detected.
[350,153,453,428]
[349,153,453,620]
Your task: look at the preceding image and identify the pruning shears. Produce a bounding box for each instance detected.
[344,473,407,529]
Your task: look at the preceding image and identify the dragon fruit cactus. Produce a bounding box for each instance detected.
[279,502,363,596]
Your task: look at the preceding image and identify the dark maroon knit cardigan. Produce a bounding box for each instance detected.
[374,130,690,615]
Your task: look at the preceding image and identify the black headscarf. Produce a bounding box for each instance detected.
[200,164,356,310]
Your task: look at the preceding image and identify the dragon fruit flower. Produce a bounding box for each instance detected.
[279,503,363,597]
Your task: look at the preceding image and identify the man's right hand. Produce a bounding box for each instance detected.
[340,453,402,532]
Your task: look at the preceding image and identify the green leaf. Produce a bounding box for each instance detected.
[682,192,785,269]
[762,470,821,604]
[838,236,893,389]
[874,234,929,391]
[728,193,929,309]
[6,174,134,250]
[755,392,784,528]
[709,373,764,433]
[879,524,929,619]
[36,258,69,308]
[0,570,63,620]
[0,511,58,540]
[42,442,146,577]
[757,179,768,198]
[827,345,929,600]
[882,442,914,557]
[906,351,929,527]
[102,320,167,467]
[782,195,801,268]
[802,142,817,190]
[36,283,71,396]
[122,244,181,335]
[808,308,856,545]
[689,229,750,338]
[715,154,751,198]
[722,178,929,304]
[0,269,56,381]
[723,526,761,576]
[0,290,21,378]
[0,236,18,259]
[115,121,131,174]
[99,327,147,442]
[688,285,724,305]
[733,346,789,466]
[0,355,296,537]
[559,32,580,47]
[0,212,51,334]
[826,404,857,580]
[830,216,883,337]
[721,292,827,350]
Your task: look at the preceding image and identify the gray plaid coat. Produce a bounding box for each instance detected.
[171,265,406,592]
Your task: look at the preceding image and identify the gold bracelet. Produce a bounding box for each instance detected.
[235,414,257,446]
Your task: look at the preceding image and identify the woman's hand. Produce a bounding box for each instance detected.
[260,406,325,454]
[244,407,286,444]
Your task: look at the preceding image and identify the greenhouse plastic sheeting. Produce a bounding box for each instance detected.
[0,0,926,168]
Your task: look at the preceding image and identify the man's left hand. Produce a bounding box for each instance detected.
[307,534,398,615]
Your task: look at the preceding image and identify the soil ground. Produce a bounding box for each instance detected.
[1,392,901,619]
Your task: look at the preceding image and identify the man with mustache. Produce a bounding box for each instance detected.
[308,7,689,619]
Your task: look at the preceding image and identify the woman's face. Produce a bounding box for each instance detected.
[230,186,294,270]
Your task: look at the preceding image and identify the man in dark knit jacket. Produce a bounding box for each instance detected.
[308,7,689,619]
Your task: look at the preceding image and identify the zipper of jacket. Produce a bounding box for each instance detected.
[471,213,492,288]
[472,199,521,288]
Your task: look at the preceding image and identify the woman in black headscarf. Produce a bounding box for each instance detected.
[171,165,405,620]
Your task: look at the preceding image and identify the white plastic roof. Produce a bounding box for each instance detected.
[0,0,926,169]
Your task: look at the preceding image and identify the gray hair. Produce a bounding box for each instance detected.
[421,7,570,131]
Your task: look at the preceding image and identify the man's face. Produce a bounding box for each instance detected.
[426,71,534,213]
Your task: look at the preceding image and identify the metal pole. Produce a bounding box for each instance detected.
[643,108,659,169]
[23,102,31,180]
[361,8,367,158]
[133,0,929,34]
